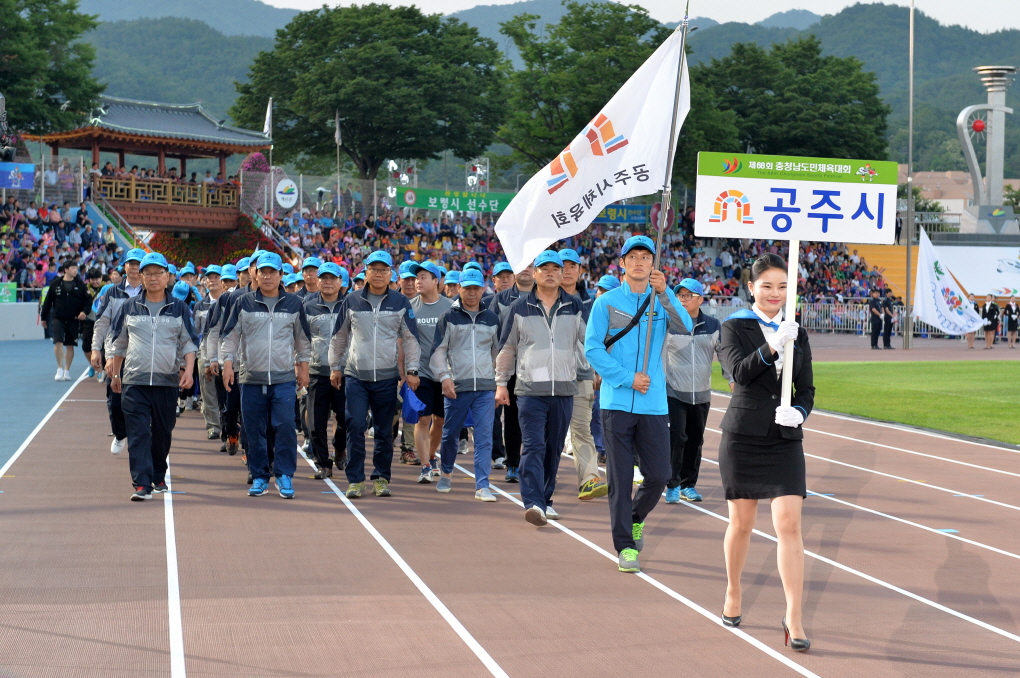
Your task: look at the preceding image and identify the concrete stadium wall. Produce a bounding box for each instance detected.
[0,304,44,341]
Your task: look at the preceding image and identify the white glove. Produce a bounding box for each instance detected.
[775,405,805,428]
[766,320,800,353]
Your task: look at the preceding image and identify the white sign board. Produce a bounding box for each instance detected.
[275,178,298,209]
[695,152,897,244]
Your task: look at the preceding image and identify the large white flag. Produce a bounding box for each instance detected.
[912,228,984,335]
[263,98,273,137]
[496,28,691,272]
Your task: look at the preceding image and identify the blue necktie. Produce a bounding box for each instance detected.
[758,318,780,331]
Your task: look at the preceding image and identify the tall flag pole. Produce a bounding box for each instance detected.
[264,98,273,218]
[641,4,692,373]
[335,109,342,218]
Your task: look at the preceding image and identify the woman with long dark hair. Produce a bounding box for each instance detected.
[716,253,815,652]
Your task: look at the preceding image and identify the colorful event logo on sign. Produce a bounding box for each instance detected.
[695,152,897,245]
[0,163,35,190]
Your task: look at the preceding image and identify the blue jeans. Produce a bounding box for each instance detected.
[439,390,495,489]
[591,396,604,455]
[517,395,572,510]
[241,383,297,481]
[344,377,399,483]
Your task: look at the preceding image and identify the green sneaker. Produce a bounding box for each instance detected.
[618,548,641,573]
[373,478,391,497]
[345,482,364,499]
[632,522,645,552]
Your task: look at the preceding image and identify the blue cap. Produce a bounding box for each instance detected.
[445,271,460,284]
[459,269,485,288]
[390,271,398,283]
[675,278,704,296]
[282,263,295,275]
[596,275,621,291]
[534,250,564,268]
[236,257,251,270]
[179,263,196,276]
[284,273,301,286]
[398,260,417,279]
[206,265,223,277]
[353,271,365,282]
[124,248,146,264]
[250,248,268,261]
[318,262,342,278]
[463,261,483,272]
[220,264,238,281]
[436,265,448,279]
[410,261,441,279]
[339,268,350,287]
[302,256,323,271]
[493,262,514,276]
[256,252,283,271]
[621,235,655,256]
[364,250,394,268]
[171,280,191,301]
[139,252,169,270]
[558,248,581,264]
[168,264,178,276]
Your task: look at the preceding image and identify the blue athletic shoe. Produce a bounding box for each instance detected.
[87,367,96,378]
[276,475,294,499]
[505,466,519,483]
[665,487,681,504]
[249,478,269,496]
[680,487,703,502]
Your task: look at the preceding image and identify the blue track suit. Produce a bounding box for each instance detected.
[585,282,693,553]
[221,287,311,482]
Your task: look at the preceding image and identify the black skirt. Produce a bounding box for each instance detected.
[718,426,806,500]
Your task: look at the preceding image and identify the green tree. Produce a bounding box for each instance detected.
[0,0,104,133]
[230,3,506,191]
[1004,185,1020,209]
[498,1,739,185]
[696,36,890,160]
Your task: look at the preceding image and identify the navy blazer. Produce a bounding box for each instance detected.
[718,317,815,441]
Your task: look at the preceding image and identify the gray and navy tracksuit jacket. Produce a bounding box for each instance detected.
[486,284,527,329]
[93,278,144,353]
[303,292,345,377]
[495,289,588,397]
[220,287,312,385]
[328,287,420,382]
[109,295,198,387]
[570,285,595,382]
[192,293,219,364]
[665,312,731,405]
[208,284,256,365]
[429,303,500,393]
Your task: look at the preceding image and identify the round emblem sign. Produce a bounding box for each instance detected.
[403,189,417,206]
[275,179,298,208]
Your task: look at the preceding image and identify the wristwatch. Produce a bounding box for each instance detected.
[406,370,419,376]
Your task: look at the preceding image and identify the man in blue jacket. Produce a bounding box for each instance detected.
[584,236,693,573]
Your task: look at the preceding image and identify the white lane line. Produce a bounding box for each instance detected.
[453,464,822,678]
[306,458,509,678]
[0,370,87,478]
[710,392,1020,455]
[164,459,186,678]
[699,456,1020,562]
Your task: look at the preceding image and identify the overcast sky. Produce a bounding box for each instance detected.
[264,0,1020,33]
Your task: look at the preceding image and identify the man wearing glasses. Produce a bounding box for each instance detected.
[329,251,420,498]
[663,279,730,504]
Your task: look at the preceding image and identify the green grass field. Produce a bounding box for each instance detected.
[711,361,1020,444]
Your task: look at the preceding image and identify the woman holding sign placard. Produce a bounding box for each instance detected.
[716,253,815,652]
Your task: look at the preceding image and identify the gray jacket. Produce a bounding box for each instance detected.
[328,287,420,382]
[429,303,500,392]
[220,287,311,385]
[495,289,587,397]
[665,312,730,404]
[109,295,198,387]
[93,278,145,353]
[303,292,344,377]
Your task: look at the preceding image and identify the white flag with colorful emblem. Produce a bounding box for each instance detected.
[495,28,690,272]
[912,228,984,335]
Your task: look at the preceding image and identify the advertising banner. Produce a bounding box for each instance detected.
[695,152,897,245]
[592,204,648,224]
[397,188,516,213]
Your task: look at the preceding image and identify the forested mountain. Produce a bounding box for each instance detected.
[78,0,297,37]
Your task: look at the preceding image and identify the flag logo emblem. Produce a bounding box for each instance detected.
[585,114,629,156]
[547,148,578,194]
[722,158,742,174]
[708,190,753,224]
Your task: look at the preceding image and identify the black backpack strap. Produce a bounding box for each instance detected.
[604,293,652,349]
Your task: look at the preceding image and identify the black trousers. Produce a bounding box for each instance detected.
[214,374,228,441]
[502,375,522,468]
[307,374,346,470]
[122,384,177,489]
[492,405,505,460]
[666,398,710,490]
[221,382,242,439]
[883,317,893,347]
[80,320,95,362]
[602,409,670,553]
[106,378,127,440]
[870,317,882,348]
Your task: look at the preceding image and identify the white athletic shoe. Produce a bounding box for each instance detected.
[457,439,469,455]
[55,368,64,381]
[62,369,73,381]
[545,506,560,520]
[110,437,127,454]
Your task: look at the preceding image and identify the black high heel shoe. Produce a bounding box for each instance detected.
[721,597,741,628]
[782,618,810,652]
